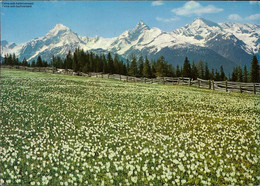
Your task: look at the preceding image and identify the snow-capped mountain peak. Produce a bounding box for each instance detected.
[47,24,71,36]
[190,18,222,29]
[128,21,150,36]
[135,21,150,30]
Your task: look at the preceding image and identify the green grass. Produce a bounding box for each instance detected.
[1,69,259,185]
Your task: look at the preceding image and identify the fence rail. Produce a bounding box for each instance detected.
[1,65,259,94]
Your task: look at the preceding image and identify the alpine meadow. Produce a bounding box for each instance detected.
[1,1,260,186]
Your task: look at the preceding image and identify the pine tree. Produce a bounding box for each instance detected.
[72,50,79,72]
[66,51,73,69]
[31,60,36,67]
[138,56,144,77]
[107,52,114,74]
[231,68,237,81]
[126,59,130,75]
[21,58,28,66]
[215,70,220,81]
[129,55,138,77]
[243,65,248,82]
[250,55,259,83]
[210,69,215,80]
[176,65,181,77]
[220,65,226,81]
[113,54,120,74]
[143,56,152,78]
[167,64,175,77]
[182,57,191,78]
[12,54,19,66]
[36,56,43,67]
[237,65,243,82]
[197,61,204,79]
[191,61,198,80]
[204,63,210,80]
[150,60,156,78]
[155,56,167,77]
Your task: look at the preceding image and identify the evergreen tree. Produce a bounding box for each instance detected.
[210,69,215,80]
[126,59,130,75]
[138,56,144,77]
[250,55,259,82]
[167,64,175,77]
[113,54,120,74]
[129,55,138,77]
[191,61,198,79]
[243,65,248,82]
[237,65,243,82]
[231,67,237,81]
[143,56,152,78]
[197,61,204,78]
[220,65,226,81]
[182,57,191,77]
[215,70,220,81]
[72,49,79,72]
[21,58,28,66]
[36,56,43,67]
[176,65,181,77]
[66,51,73,69]
[155,56,167,77]
[31,60,36,67]
[150,60,156,78]
[102,54,108,73]
[12,54,19,66]
[204,63,210,80]
[107,52,114,74]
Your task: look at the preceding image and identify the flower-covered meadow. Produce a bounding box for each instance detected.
[1,69,259,185]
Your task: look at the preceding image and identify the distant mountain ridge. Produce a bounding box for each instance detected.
[1,18,260,72]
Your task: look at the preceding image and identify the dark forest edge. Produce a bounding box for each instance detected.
[2,48,260,83]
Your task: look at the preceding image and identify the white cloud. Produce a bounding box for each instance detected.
[172,1,223,16]
[246,13,260,20]
[151,1,164,6]
[156,17,180,22]
[228,14,242,21]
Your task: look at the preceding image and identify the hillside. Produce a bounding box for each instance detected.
[1,69,259,185]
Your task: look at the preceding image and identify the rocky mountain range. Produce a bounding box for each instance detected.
[1,18,260,72]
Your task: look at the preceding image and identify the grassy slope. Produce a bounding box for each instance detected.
[1,69,259,185]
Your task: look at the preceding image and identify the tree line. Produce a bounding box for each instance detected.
[2,49,259,82]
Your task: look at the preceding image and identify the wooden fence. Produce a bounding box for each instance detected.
[2,65,259,94]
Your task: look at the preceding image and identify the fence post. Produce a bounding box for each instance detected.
[225,80,228,92]
[178,78,180,85]
[144,78,146,83]
[189,78,191,86]
[240,83,242,93]
[198,80,200,87]
[253,83,256,94]
[126,76,128,82]
[212,80,215,90]
[208,80,211,89]
[120,75,121,81]
[163,77,165,85]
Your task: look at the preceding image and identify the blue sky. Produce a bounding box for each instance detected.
[1,1,260,44]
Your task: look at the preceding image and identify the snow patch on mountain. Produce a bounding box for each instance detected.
[219,22,260,54]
